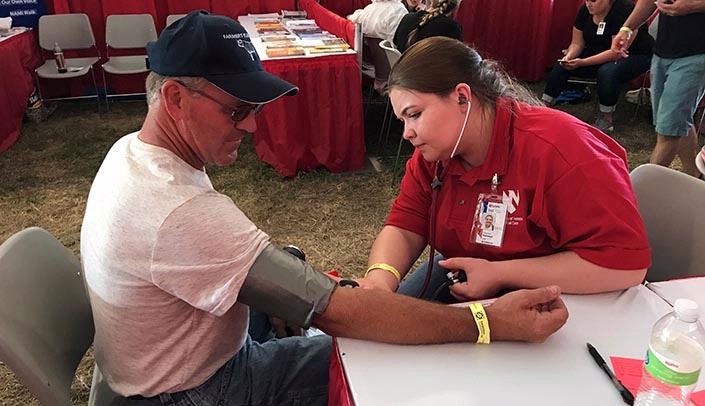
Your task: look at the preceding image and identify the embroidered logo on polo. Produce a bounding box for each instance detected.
[502,190,524,226]
[502,190,520,214]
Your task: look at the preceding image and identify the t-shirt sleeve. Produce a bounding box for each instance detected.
[385,153,432,238]
[536,157,651,270]
[150,192,270,317]
[574,5,588,31]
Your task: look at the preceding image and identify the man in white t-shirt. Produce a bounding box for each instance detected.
[81,10,569,406]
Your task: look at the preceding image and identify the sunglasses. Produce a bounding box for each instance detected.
[180,83,264,122]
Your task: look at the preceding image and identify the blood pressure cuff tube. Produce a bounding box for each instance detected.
[238,244,338,329]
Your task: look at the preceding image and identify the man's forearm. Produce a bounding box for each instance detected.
[624,0,658,30]
[315,287,478,344]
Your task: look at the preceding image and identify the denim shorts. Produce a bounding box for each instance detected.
[115,334,332,406]
[651,54,705,136]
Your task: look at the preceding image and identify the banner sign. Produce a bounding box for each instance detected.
[0,0,47,28]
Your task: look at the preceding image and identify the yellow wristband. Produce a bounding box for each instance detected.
[365,263,401,282]
[619,26,633,34]
[469,302,490,344]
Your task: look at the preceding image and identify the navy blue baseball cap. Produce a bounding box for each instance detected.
[147,10,297,103]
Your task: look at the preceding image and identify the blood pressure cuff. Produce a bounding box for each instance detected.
[238,244,338,329]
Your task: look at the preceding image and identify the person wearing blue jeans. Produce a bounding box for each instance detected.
[543,52,651,132]
[85,12,571,406]
[396,254,456,302]
[541,0,653,134]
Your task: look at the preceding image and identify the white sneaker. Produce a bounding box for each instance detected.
[626,88,650,106]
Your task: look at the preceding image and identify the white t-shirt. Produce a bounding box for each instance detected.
[81,132,269,396]
[348,0,408,41]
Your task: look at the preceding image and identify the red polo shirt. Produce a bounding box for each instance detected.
[386,99,651,270]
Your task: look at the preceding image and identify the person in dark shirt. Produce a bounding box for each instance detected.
[613,0,705,177]
[542,0,653,134]
[393,0,462,53]
[402,0,423,12]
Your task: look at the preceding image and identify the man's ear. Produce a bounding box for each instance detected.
[160,80,186,120]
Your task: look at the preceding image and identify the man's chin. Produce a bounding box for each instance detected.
[214,152,238,166]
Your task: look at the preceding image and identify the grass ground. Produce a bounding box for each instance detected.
[0,81,693,405]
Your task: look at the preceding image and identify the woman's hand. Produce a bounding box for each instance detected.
[559,58,584,70]
[440,257,505,300]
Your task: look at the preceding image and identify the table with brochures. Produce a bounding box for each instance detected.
[333,283,705,405]
[237,14,364,177]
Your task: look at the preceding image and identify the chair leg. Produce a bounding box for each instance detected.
[632,73,649,121]
[376,97,390,156]
[33,72,44,102]
[391,132,405,186]
[101,68,110,112]
[89,66,102,112]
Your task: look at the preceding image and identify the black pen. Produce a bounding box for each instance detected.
[586,342,635,405]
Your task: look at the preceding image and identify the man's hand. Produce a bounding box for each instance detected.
[657,0,705,16]
[611,29,635,59]
[269,316,304,338]
[441,257,504,300]
[485,286,569,343]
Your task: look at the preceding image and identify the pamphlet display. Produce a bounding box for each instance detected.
[245,11,353,60]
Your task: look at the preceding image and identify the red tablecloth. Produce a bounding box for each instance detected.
[0,30,43,152]
[258,54,365,177]
[322,0,587,82]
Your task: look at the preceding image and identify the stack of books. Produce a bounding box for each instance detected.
[281,10,307,20]
[255,19,289,36]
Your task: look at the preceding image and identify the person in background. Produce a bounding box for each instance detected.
[348,0,409,93]
[612,0,705,177]
[393,0,462,53]
[542,0,653,134]
[356,37,650,303]
[81,12,569,406]
[402,0,424,12]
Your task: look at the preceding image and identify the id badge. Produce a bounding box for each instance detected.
[596,21,606,35]
[471,192,508,248]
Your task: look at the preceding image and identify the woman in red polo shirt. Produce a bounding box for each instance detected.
[359,37,650,302]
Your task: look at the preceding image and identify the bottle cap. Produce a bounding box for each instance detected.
[674,298,699,322]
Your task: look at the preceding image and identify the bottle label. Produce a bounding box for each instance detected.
[644,347,701,386]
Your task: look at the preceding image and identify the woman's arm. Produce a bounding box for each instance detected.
[574,46,619,67]
[564,27,586,60]
[359,225,427,291]
[442,251,646,300]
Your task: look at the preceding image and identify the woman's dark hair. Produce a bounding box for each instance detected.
[406,0,460,48]
[389,37,542,108]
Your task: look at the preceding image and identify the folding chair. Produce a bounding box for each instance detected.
[35,13,102,107]
[630,164,705,282]
[378,39,405,181]
[101,14,157,103]
[166,14,187,27]
[0,227,123,405]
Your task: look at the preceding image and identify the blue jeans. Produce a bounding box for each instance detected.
[397,254,458,303]
[542,53,651,111]
[114,310,332,406]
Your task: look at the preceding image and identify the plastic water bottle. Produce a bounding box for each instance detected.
[634,299,705,406]
[53,42,67,73]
